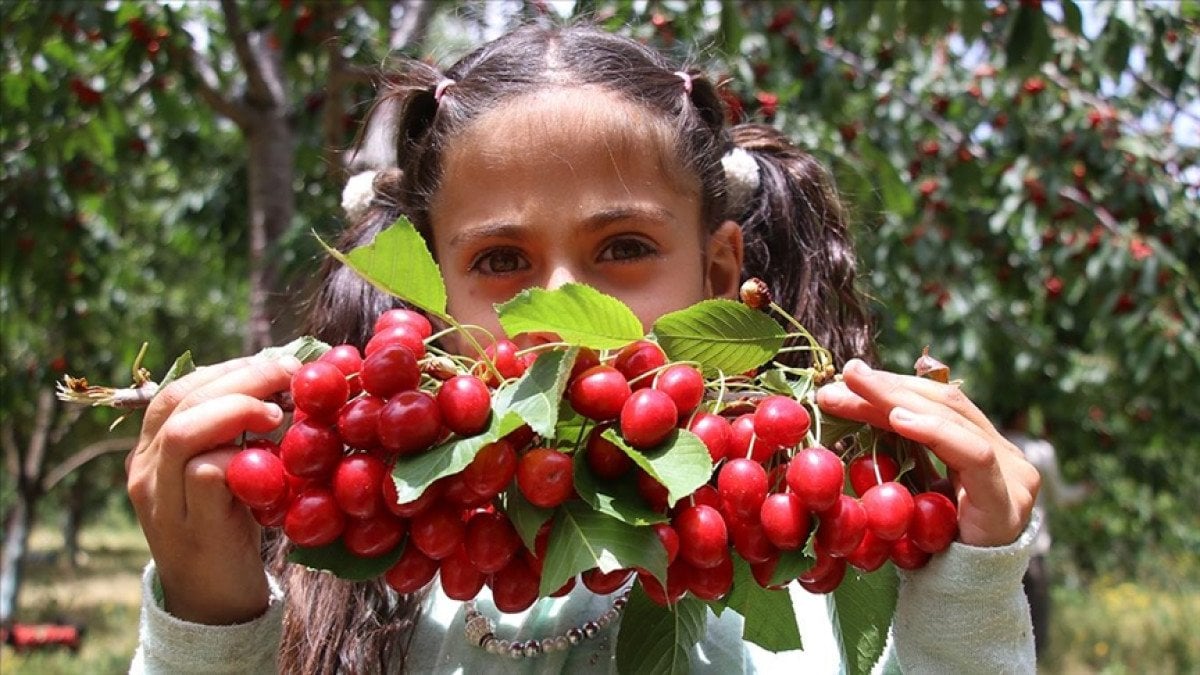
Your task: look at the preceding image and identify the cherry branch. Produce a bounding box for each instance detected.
[219,0,282,107]
[170,41,249,127]
[42,438,138,493]
[1057,185,1121,235]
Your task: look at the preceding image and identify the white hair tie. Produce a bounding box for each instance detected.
[341,170,378,221]
[722,147,760,215]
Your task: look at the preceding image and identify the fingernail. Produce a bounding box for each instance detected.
[891,407,915,424]
[279,356,303,373]
[846,359,871,374]
[265,402,283,420]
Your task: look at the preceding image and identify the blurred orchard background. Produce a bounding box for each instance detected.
[1,0,1197,672]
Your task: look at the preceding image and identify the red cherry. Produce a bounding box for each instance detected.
[581,567,634,595]
[461,439,517,499]
[490,556,540,613]
[342,512,406,558]
[384,477,444,519]
[717,458,769,520]
[909,491,958,553]
[585,425,633,480]
[463,511,521,574]
[729,413,779,463]
[890,535,933,570]
[687,412,731,463]
[318,344,363,396]
[814,495,867,557]
[568,365,631,421]
[687,554,734,601]
[636,470,670,512]
[480,340,525,385]
[516,448,575,509]
[753,395,810,448]
[652,523,680,565]
[440,545,486,601]
[409,503,465,560]
[284,488,345,547]
[620,389,678,449]
[280,419,343,480]
[729,514,779,564]
[384,543,439,593]
[653,365,705,416]
[758,492,811,551]
[332,454,387,518]
[374,308,433,340]
[291,361,350,422]
[613,340,667,389]
[750,556,784,589]
[436,375,492,436]
[861,482,915,541]
[337,395,384,450]
[360,344,420,399]
[441,472,492,509]
[798,554,846,594]
[378,390,443,457]
[673,504,728,569]
[637,563,688,606]
[365,325,426,359]
[848,453,901,497]
[786,446,845,513]
[226,446,288,510]
[846,530,891,573]
[568,347,601,382]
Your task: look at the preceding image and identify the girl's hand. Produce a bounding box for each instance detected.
[126,355,301,624]
[815,359,1041,547]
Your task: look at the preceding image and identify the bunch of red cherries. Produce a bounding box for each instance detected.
[225,308,959,611]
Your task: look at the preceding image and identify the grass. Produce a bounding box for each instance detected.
[2,514,1196,674]
[0,517,148,675]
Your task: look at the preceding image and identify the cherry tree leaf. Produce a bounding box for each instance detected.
[615,586,707,675]
[491,348,576,438]
[155,351,195,392]
[257,335,330,364]
[389,408,523,504]
[601,428,713,508]
[723,557,803,652]
[287,539,404,581]
[770,547,816,586]
[830,565,900,675]
[572,451,668,527]
[650,299,788,374]
[539,501,667,597]
[502,484,555,553]
[315,216,448,321]
[495,283,644,350]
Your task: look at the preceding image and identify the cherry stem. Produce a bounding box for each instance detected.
[768,302,833,371]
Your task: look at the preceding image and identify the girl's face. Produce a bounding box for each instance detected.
[430,88,743,352]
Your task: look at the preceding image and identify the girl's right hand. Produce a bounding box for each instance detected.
[126,355,301,625]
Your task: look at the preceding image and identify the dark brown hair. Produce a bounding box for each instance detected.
[287,21,875,673]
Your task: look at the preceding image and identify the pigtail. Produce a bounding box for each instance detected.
[729,124,877,368]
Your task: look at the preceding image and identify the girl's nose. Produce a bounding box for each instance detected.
[545,264,579,291]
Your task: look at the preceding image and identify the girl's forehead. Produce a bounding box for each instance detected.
[441,87,695,196]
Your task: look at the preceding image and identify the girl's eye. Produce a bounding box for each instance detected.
[471,248,529,276]
[598,237,657,263]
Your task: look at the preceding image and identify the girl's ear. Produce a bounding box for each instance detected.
[705,220,744,300]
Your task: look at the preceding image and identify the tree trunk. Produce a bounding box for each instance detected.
[0,492,35,624]
[63,479,86,569]
[244,110,296,353]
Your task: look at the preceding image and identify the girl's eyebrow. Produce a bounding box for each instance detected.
[448,205,676,249]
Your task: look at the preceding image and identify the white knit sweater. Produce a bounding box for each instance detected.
[131,513,1039,674]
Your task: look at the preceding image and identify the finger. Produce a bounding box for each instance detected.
[815,381,895,432]
[153,395,286,519]
[888,406,1022,543]
[840,360,999,437]
[141,356,288,442]
[175,356,302,415]
[181,447,248,525]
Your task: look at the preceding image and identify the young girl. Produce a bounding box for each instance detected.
[127,23,1040,674]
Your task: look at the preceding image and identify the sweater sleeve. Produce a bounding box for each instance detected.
[890,511,1040,674]
[129,561,284,675]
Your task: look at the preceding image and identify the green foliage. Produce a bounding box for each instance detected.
[497,283,646,350]
[651,299,789,374]
[616,587,709,675]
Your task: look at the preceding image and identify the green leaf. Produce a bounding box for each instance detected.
[858,141,914,217]
[315,216,448,320]
[540,501,668,596]
[830,566,900,675]
[573,450,668,527]
[287,539,404,581]
[495,283,644,350]
[390,410,523,503]
[615,586,707,675]
[724,557,803,652]
[601,428,713,508]
[1006,4,1052,71]
[491,348,577,438]
[761,368,815,400]
[157,351,195,392]
[770,547,816,586]
[818,410,865,447]
[1061,0,1084,34]
[502,484,555,553]
[257,335,330,364]
[650,299,788,374]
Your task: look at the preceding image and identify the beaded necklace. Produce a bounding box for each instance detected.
[463,588,632,660]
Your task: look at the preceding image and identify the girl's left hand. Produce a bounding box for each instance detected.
[815,359,1041,547]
